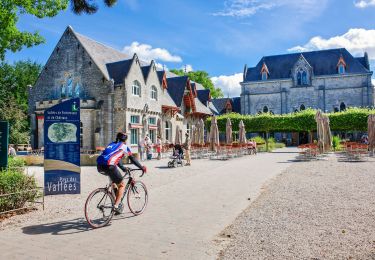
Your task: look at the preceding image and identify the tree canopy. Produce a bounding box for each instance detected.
[170,69,224,98]
[0,60,42,143]
[0,0,118,60]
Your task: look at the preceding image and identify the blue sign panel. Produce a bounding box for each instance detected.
[44,98,80,195]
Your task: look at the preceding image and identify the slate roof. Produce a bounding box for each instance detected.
[211,98,231,115]
[157,71,165,85]
[244,48,371,82]
[194,98,212,115]
[197,89,210,105]
[208,102,219,115]
[232,97,241,113]
[141,65,151,80]
[166,76,189,107]
[73,29,130,80]
[106,59,133,85]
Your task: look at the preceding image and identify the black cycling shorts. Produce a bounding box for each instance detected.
[97,165,123,184]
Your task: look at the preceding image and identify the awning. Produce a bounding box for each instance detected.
[129,123,143,129]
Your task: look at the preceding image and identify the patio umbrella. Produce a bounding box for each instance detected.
[226,118,233,145]
[238,120,247,144]
[323,115,332,152]
[315,110,324,153]
[368,114,375,153]
[198,118,205,146]
[209,116,220,151]
[157,118,162,140]
[175,125,182,144]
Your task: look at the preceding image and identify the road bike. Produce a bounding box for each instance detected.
[84,167,148,228]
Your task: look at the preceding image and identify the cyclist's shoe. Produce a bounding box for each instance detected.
[113,203,123,215]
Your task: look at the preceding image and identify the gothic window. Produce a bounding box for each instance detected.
[300,104,306,111]
[132,80,141,96]
[151,85,157,100]
[340,102,346,111]
[338,64,345,74]
[263,106,269,113]
[302,71,308,85]
[297,71,302,85]
[165,121,172,141]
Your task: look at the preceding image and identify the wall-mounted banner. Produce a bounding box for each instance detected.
[0,121,9,170]
[44,98,80,195]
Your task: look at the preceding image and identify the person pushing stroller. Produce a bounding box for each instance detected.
[168,143,184,168]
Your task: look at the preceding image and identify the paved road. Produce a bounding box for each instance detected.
[0,148,298,259]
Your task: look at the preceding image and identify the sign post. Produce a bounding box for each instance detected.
[44,98,81,195]
[0,121,9,170]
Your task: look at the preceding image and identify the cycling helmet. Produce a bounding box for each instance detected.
[116,132,128,142]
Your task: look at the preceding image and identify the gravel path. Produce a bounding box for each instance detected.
[219,154,375,260]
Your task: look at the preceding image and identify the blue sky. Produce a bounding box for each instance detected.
[6,0,375,96]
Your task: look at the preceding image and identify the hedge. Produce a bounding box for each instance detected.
[0,162,39,213]
[206,108,375,133]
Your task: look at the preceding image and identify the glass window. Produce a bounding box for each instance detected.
[132,80,141,96]
[165,121,171,141]
[340,102,346,111]
[300,104,306,111]
[186,123,191,136]
[148,117,156,125]
[297,71,302,85]
[302,71,308,85]
[149,129,156,143]
[131,115,140,124]
[130,128,138,145]
[338,64,345,74]
[263,106,269,113]
[261,72,267,80]
[151,85,157,100]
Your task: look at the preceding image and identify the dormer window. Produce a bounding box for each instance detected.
[338,64,345,74]
[260,62,269,81]
[337,55,346,74]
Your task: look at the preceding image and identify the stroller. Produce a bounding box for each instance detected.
[168,144,184,168]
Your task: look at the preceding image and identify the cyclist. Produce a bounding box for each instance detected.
[97,132,146,214]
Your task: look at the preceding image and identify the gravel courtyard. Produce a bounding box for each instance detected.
[219,154,375,260]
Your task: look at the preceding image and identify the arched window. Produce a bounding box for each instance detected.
[300,104,306,111]
[132,80,141,96]
[334,107,339,113]
[165,121,172,141]
[151,85,157,100]
[263,106,269,113]
[297,71,302,85]
[80,121,83,148]
[340,102,346,111]
[302,71,308,85]
[338,64,345,74]
[261,72,267,81]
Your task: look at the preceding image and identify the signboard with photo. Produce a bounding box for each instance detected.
[44,98,80,195]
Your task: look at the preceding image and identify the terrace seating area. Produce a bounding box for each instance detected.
[339,142,370,161]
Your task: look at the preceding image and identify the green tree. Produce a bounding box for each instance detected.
[0,0,118,60]
[0,60,41,144]
[170,69,224,98]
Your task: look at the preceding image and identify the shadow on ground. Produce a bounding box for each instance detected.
[22,213,136,235]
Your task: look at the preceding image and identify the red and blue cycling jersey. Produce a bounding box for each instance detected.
[97,142,132,166]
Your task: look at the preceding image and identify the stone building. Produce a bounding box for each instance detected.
[28,26,211,152]
[240,48,374,115]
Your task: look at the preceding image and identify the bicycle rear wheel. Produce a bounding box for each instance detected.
[127,181,148,215]
[85,188,115,228]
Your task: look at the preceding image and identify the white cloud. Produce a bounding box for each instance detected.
[372,78,375,85]
[122,42,182,63]
[212,0,327,18]
[288,28,375,59]
[354,0,375,8]
[211,73,243,97]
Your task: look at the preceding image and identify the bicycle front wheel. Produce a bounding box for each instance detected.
[84,188,115,228]
[127,181,148,215]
